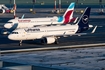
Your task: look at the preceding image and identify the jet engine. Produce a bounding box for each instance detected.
[42,37,55,44]
[0,9,5,13]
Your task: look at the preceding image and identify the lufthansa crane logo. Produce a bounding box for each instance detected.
[82,15,88,24]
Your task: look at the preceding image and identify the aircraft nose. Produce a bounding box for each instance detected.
[4,23,12,29]
[8,34,14,40]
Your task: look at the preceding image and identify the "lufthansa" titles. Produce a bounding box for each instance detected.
[25,28,40,32]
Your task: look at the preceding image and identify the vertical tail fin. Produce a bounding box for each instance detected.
[77,7,91,28]
[77,7,91,32]
[63,2,75,18]
[63,2,75,23]
[58,2,75,23]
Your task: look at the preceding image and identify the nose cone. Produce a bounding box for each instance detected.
[4,23,12,29]
[8,35,14,40]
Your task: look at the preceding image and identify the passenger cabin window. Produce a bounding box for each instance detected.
[25,28,40,32]
[11,32,18,34]
[7,22,13,23]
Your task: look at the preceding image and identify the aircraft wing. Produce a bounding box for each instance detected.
[42,26,97,38]
[42,33,87,38]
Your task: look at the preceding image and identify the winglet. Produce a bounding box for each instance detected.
[21,14,25,19]
[73,17,78,23]
[91,26,97,33]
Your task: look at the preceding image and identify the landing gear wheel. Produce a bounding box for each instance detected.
[41,38,47,45]
[55,38,59,44]
[19,43,22,46]
[55,41,59,44]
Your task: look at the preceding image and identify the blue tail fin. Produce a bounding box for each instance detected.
[77,7,91,32]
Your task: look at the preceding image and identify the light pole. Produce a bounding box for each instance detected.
[54,0,56,10]
[59,0,61,10]
[76,0,78,8]
[32,0,36,12]
[9,0,12,9]
[13,0,16,18]
[99,0,104,14]
[99,0,102,8]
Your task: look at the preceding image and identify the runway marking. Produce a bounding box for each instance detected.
[1,43,105,54]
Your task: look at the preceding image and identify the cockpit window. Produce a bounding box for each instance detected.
[11,32,18,34]
[7,22,13,23]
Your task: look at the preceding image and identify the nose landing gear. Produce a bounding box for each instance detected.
[19,40,22,46]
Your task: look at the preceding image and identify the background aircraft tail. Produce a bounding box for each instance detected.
[63,2,75,23]
[77,7,91,32]
[58,2,75,23]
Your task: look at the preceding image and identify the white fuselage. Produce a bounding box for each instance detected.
[4,16,66,29]
[4,2,75,29]
[8,24,78,41]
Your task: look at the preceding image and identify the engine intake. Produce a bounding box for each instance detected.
[42,37,55,44]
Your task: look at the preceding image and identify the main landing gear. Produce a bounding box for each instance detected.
[54,37,59,44]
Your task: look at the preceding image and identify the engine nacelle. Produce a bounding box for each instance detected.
[0,9,5,13]
[43,37,55,44]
